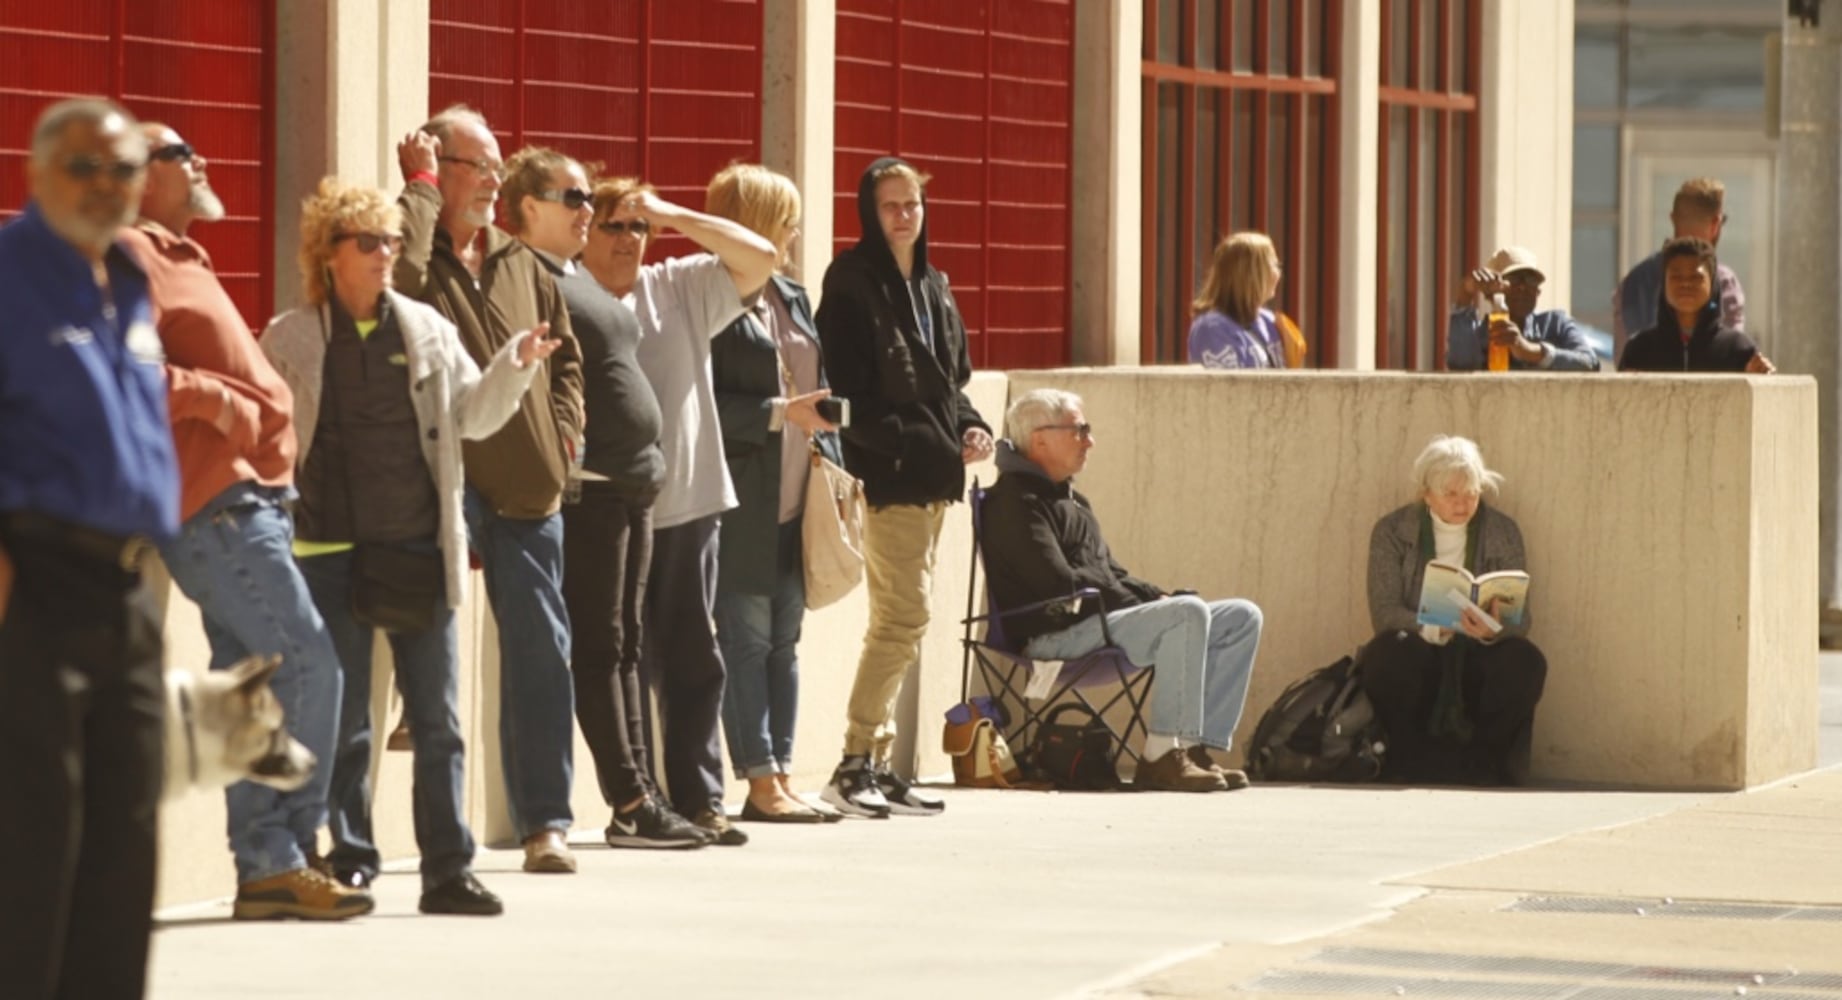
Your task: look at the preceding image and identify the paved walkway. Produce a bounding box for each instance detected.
[147,658,1842,1000]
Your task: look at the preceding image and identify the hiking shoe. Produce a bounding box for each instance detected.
[1187,745,1251,790]
[606,798,707,849]
[871,765,946,816]
[1135,748,1229,792]
[233,867,375,921]
[691,808,749,846]
[521,829,577,873]
[419,872,503,916]
[821,755,891,819]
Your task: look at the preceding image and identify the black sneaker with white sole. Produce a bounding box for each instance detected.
[821,755,892,818]
[605,797,708,849]
[872,765,946,816]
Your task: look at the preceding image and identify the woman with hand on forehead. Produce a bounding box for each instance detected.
[578,173,779,846]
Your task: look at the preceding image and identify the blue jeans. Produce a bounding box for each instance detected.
[716,520,805,779]
[156,483,341,884]
[297,546,475,889]
[463,487,575,838]
[1024,596,1261,750]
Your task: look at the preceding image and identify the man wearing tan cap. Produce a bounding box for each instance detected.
[1447,246,1603,372]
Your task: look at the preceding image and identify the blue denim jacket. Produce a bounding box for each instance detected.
[1446,307,1603,372]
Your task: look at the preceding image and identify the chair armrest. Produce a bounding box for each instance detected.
[962,587,1104,627]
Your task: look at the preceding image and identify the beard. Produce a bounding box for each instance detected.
[463,202,494,229]
[189,181,226,223]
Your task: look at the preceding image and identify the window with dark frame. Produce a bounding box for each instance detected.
[1141,0,1342,366]
[1376,0,1481,371]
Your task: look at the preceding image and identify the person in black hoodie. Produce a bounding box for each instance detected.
[816,157,993,818]
[1620,237,1775,373]
[983,389,1262,792]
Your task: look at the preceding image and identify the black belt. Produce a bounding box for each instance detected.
[1,511,155,573]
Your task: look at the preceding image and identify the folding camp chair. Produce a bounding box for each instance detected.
[958,479,1156,773]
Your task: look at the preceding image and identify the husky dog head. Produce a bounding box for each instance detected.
[166,654,316,797]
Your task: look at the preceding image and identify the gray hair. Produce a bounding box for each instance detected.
[421,104,491,146]
[1005,388,1084,443]
[1412,435,1502,496]
[32,98,142,165]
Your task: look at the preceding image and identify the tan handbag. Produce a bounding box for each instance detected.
[801,447,866,610]
[942,715,1024,788]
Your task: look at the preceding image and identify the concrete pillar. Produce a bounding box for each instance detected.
[1477,0,1574,308]
[273,0,429,315]
[762,0,835,292]
[1337,0,1380,369]
[1774,8,1842,625]
[1070,0,1142,366]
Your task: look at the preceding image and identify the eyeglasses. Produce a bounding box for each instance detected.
[1036,422,1093,441]
[61,155,145,183]
[538,188,593,210]
[438,155,504,180]
[332,232,404,255]
[596,219,651,236]
[149,142,196,164]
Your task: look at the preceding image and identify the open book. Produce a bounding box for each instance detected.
[1416,561,1529,633]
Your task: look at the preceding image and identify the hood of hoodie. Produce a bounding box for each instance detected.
[1652,259,1723,342]
[854,155,930,278]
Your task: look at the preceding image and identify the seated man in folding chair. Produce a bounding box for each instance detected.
[982,388,1262,793]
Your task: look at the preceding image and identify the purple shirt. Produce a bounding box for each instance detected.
[1188,308,1283,369]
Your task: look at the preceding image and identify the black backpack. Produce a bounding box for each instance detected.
[1026,704,1121,790]
[1245,655,1387,783]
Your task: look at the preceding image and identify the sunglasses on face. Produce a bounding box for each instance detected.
[1037,422,1094,441]
[61,155,145,183]
[596,219,651,236]
[149,142,196,164]
[333,231,404,255]
[538,187,593,210]
[438,155,504,181]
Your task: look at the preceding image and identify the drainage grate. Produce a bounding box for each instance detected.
[1566,989,1741,1000]
[1315,948,1630,979]
[1251,948,1842,999]
[1240,971,1570,998]
[1504,896,1842,923]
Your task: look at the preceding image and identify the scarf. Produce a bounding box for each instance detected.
[1417,504,1483,743]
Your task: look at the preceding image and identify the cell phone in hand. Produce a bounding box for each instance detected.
[814,397,850,427]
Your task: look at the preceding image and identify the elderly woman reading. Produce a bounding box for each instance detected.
[1360,436,1547,786]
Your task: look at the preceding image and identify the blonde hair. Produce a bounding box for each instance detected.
[705,163,800,263]
[590,176,656,223]
[297,177,401,306]
[1412,435,1502,497]
[500,146,580,234]
[1672,177,1725,222]
[1192,231,1278,327]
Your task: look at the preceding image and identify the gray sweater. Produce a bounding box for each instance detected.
[1366,501,1531,639]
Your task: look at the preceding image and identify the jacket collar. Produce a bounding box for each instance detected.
[995,440,1074,497]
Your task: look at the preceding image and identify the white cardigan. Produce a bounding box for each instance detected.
[260,290,538,607]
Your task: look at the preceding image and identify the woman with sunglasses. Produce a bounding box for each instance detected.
[705,164,845,823]
[261,177,559,915]
[497,147,708,849]
[579,174,779,845]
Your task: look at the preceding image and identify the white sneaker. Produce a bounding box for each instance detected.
[872,765,946,816]
[821,755,892,818]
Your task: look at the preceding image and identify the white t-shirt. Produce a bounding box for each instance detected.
[628,253,748,528]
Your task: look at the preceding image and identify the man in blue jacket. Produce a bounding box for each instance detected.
[0,98,178,1000]
[1446,246,1603,372]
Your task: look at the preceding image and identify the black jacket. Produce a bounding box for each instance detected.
[979,443,1163,649]
[1620,283,1761,372]
[816,156,990,507]
[710,275,843,596]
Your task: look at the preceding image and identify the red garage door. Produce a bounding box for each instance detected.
[0,3,276,329]
[429,0,762,262]
[835,0,1075,370]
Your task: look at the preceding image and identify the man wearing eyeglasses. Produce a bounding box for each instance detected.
[1446,247,1603,372]
[982,389,1263,793]
[1613,177,1747,352]
[118,125,370,920]
[0,98,177,1000]
[394,105,586,875]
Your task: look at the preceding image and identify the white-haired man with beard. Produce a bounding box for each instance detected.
[118,123,371,920]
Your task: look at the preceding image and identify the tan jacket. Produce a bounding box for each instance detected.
[394,181,583,518]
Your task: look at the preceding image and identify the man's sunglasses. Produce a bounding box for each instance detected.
[596,219,651,236]
[150,142,196,164]
[1037,422,1094,441]
[332,232,404,255]
[538,188,593,210]
[438,155,504,180]
[61,155,145,183]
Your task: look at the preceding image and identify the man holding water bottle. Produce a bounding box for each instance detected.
[1445,246,1603,373]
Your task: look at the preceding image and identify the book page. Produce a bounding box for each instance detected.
[1416,561,1475,631]
[1475,573,1530,627]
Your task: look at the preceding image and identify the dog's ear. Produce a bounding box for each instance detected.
[227,654,283,694]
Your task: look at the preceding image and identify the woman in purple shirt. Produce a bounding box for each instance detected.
[1187,231,1285,369]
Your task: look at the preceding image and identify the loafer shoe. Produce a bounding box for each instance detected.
[522,829,577,873]
[1135,748,1229,792]
[1187,745,1251,789]
[740,798,825,824]
[418,873,503,916]
[233,867,374,921]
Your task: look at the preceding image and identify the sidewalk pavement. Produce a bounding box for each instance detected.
[148,657,1842,1000]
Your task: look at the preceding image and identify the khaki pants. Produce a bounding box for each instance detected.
[842,501,948,759]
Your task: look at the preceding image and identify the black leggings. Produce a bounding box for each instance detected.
[1359,628,1547,786]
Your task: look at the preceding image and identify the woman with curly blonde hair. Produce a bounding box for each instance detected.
[261,177,560,915]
